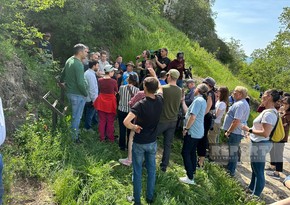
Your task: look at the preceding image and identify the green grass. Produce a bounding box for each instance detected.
[3,118,265,205]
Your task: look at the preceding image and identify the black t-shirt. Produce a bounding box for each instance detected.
[156,57,171,77]
[131,94,163,144]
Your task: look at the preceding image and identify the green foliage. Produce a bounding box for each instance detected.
[0,0,64,52]
[165,0,233,65]
[4,117,263,204]
[239,7,290,92]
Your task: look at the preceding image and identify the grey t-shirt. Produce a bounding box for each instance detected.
[222,98,250,135]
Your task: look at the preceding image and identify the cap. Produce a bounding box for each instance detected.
[128,74,138,82]
[166,69,180,79]
[126,61,135,67]
[186,79,196,84]
[202,77,216,87]
[197,83,209,94]
[104,65,117,72]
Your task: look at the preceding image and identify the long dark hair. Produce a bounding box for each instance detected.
[219,86,229,110]
[283,96,290,111]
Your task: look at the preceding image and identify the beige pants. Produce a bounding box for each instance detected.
[208,123,221,144]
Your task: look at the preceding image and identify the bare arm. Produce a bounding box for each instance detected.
[147,67,163,94]
[242,123,273,138]
[183,114,196,136]
[225,118,241,137]
[123,112,142,133]
[155,56,167,69]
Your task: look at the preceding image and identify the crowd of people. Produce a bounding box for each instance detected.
[59,43,290,204]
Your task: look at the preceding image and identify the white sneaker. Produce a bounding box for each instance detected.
[179,176,195,185]
[266,171,280,180]
[119,158,132,166]
[127,196,134,203]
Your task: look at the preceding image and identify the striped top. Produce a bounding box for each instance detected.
[118,84,139,112]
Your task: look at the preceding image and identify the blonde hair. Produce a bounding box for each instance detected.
[234,86,248,98]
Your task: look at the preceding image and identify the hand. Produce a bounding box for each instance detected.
[57,82,65,88]
[116,73,122,79]
[182,129,188,137]
[147,67,157,78]
[155,55,158,61]
[224,131,230,138]
[133,124,142,134]
[241,125,249,131]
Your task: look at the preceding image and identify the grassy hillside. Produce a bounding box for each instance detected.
[111,1,259,99]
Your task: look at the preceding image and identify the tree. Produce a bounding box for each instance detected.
[240,7,290,91]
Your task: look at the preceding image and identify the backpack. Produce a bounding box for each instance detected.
[267,110,285,142]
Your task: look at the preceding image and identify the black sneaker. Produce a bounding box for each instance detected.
[146,198,153,204]
[160,166,167,172]
[75,138,83,144]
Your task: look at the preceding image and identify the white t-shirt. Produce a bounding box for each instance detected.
[214,100,226,124]
[250,108,277,142]
[0,97,6,146]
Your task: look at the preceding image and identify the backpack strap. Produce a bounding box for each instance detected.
[127,85,134,98]
[267,110,279,140]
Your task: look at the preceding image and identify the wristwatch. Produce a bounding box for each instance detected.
[184,128,189,131]
[249,128,253,133]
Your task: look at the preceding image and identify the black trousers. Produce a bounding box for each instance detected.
[270,142,285,172]
[197,113,212,157]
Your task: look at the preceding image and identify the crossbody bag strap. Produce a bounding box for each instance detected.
[127,85,134,98]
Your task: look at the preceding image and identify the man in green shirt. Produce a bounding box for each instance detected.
[60,43,88,143]
[157,69,182,172]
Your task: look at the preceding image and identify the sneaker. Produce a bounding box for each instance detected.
[160,166,167,172]
[245,188,253,194]
[265,165,275,171]
[266,171,280,180]
[75,138,83,144]
[146,198,153,204]
[179,176,195,185]
[119,158,132,166]
[127,196,134,203]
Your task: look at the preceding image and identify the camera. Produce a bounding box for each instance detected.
[184,66,193,79]
[149,49,161,59]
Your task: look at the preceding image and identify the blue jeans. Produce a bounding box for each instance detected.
[132,141,157,204]
[181,133,200,179]
[157,121,177,170]
[0,154,3,205]
[249,140,272,196]
[84,102,97,130]
[67,94,86,140]
[227,133,243,176]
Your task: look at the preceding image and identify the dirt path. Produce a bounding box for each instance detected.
[234,138,290,204]
[7,178,55,205]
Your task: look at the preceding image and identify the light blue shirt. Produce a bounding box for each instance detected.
[222,98,250,135]
[122,71,139,85]
[185,95,207,139]
[84,69,99,102]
